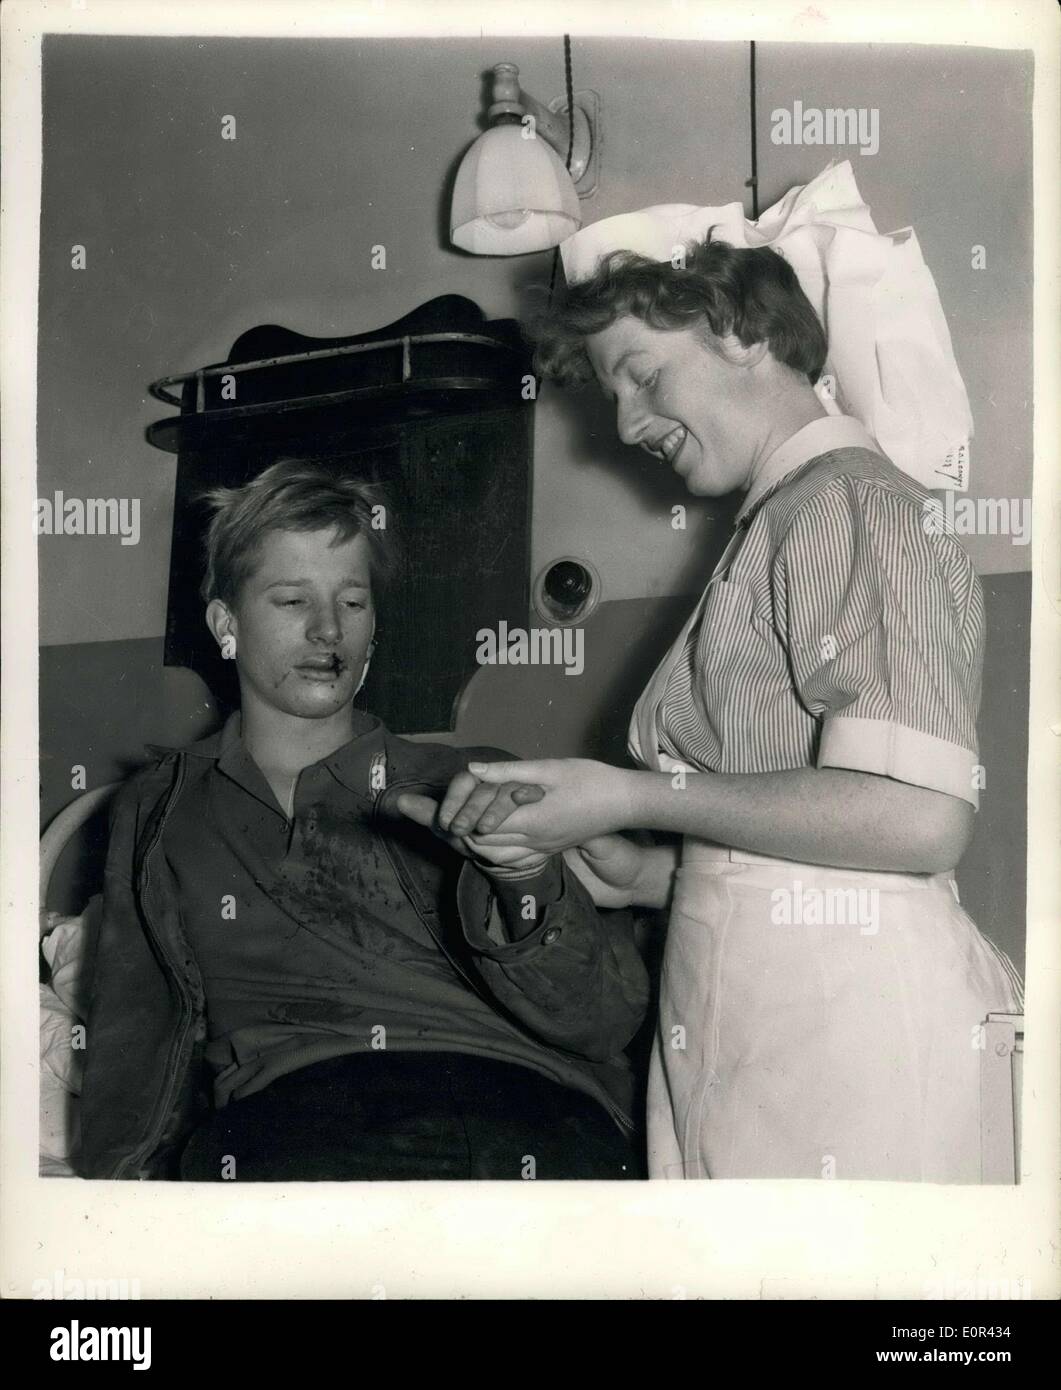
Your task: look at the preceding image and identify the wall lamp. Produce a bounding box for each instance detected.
[450,61,599,256]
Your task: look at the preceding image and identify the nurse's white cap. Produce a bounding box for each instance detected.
[556,161,973,495]
[559,201,747,284]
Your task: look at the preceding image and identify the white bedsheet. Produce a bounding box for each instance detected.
[39,912,88,1176]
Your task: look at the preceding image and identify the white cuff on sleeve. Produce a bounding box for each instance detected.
[818,716,980,808]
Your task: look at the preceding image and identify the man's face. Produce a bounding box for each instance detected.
[585,314,762,498]
[213,527,376,724]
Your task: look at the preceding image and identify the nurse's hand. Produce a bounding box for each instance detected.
[562,835,645,909]
[395,785,549,875]
[565,835,680,911]
[447,758,637,854]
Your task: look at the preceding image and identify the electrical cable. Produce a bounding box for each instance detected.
[548,33,576,305]
[749,40,760,220]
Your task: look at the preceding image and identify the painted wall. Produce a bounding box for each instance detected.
[37,38,1033,650]
[37,34,748,647]
[755,42,1034,577]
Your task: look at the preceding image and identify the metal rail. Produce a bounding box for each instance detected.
[148,331,520,408]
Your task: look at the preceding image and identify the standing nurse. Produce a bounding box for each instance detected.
[426,188,1024,1182]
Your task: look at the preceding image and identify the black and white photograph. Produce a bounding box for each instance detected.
[2,0,1059,1316]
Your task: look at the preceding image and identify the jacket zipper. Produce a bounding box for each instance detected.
[374,775,635,1133]
[113,753,198,1178]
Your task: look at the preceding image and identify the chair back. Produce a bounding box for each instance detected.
[39,783,122,925]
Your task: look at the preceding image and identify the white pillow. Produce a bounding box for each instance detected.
[40,913,88,1173]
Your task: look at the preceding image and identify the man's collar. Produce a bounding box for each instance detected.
[736,414,882,527]
[316,711,386,795]
[183,707,386,794]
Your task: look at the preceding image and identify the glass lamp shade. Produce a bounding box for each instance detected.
[450,123,582,255]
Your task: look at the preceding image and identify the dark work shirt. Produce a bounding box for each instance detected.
[162,712,563,1107]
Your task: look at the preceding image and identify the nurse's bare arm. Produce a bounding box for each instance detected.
[631,766,975,875]
[450,758,974,876]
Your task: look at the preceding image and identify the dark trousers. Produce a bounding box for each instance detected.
[179,1051,639,1181]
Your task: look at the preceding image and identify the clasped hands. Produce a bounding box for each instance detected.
[395,759,646,908]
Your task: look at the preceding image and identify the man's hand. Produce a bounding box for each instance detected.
[395,780,549,876]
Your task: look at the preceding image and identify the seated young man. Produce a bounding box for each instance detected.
[78,460,649,1181]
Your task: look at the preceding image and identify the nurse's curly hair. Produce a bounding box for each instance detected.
[531,238,827,387]
[199,459,400,606]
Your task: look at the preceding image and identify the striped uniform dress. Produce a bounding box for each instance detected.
[630,415,1024,1181]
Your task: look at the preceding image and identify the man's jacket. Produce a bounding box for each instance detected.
[78,724,650,1179]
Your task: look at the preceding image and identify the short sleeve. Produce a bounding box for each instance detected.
[773,479,984,807]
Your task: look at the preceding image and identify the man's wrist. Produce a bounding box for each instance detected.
[483,856,564,939]
[479,855,552,882]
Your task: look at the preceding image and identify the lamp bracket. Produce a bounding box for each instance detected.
[486,63,599,197]
[547,89,600,197]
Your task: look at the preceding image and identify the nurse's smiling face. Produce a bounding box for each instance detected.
[585,315,769,498]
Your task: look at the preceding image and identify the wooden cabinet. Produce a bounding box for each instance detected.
[149,297,534,733]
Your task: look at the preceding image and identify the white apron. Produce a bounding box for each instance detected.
[646,842,1023,1181]
[631,532,1023,1182]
